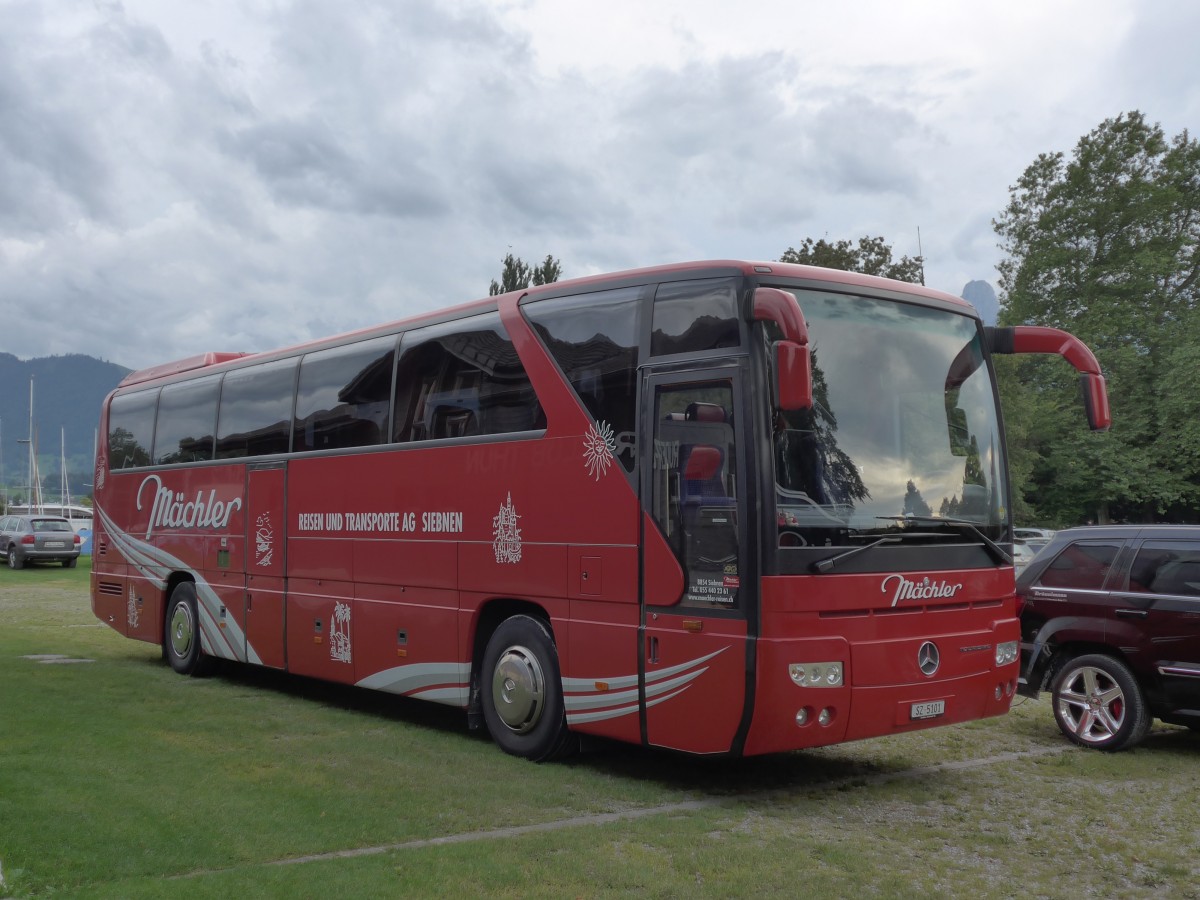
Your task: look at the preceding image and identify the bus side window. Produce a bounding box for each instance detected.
[215,358,298,459]
[293,335,396,452]
[108,389,159,469]
[154,375,220,464]
[650,278,740,357]
[522,285,643,473]
[393,312,538,443]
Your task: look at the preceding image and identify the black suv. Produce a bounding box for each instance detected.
[1018,525,1200,751]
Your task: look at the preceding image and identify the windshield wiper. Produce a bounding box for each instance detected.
[810,536,900,574]
[811,532,950,573]
[876,515,1012,566]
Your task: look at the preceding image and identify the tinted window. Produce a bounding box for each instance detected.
[392,312,539,442]
[1128,542,1200,597]
[650,278,740,356]
[1036,541,1122,590]
[216,359,298,459]
[523,287,641,473]
[650,380,741,610]
[294,336,396,452]
[108,389,159,469]
[154,375,220,464]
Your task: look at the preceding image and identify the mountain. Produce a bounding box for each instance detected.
[962,280,999,325]
[0,353,130,505]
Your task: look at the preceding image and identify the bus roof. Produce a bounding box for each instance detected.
[116,260,974,389]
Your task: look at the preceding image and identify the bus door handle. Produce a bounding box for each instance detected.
[647,636,659,664]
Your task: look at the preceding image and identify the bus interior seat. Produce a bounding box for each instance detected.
[431,405,477,439]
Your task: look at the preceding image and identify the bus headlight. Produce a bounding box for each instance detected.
[789,661,844,688]
[995,641,1018,667]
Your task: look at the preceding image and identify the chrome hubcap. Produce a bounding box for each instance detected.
[491,645,545,734]
[169,603,195,659]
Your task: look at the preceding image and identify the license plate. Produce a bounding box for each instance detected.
[910,700,945,720]
[43,541,66,549]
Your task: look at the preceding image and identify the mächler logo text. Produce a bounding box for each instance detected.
[137,474,243,539]
[881,574,963,608]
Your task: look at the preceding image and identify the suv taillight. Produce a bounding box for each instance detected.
[74,534,82,545]
[21,534,35,545]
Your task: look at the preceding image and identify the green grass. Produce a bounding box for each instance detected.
[2,563,1199,897]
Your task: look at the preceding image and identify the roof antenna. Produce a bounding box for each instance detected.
[917,227,926,286]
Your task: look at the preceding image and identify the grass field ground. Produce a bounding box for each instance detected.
[2,560,1199,898]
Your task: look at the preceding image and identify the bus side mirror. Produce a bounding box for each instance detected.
[987,325,1111,432]
[775,340,812,411]
[1081,372,1111,432]
[754,287,813,411]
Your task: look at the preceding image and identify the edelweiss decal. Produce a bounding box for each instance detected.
[562,647,727,725]
[881,573,964,608]
[95,506,263,666]
[582,421,616,480]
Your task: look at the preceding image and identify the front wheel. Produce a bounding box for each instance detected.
[480,615,576,761]
[163,582,213,676]
[1050,653,1150,751]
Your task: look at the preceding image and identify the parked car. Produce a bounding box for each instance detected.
[1014,527,1056,542]
[1012,540,1039,575]
[0,515,82,569]
[1018,525,1200,751]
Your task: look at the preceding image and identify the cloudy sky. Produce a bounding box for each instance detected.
[2,0,1197,371]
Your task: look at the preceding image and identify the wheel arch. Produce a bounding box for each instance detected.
[1044,640,1130,687]
[466,597,557,729]
[1024,615,1116,694]
[159,572,196,650]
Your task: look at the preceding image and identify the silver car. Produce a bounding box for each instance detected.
[0,514,81,569]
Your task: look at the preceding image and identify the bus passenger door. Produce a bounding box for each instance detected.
[245,463,286,668]
[641,370,750,754]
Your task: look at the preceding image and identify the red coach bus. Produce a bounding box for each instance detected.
[91,261,1109,760]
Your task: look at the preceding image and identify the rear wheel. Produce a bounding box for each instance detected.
[480,615,576,761]
[1050,653,1150,751]
[63,557,77,568]
[7,545,23,569]
[164,582,213,676]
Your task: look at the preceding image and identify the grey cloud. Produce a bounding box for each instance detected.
[0,34,112,229]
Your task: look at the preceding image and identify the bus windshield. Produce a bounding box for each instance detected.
[772,290,1006,548]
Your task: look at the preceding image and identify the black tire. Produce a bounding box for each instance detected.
[63,557,77,568]
[163,582,213,677]
[1050,653,1151,751]
[480,615,576,761]
[7,545,24,570]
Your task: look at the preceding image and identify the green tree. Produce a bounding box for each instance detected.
[488,253,563,295]
[994,111,1200,524]
[779,236,924,284]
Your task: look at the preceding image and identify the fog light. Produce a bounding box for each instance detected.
[818,707,834,726]
[796,707,810,727]
[995,684,1003,700]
